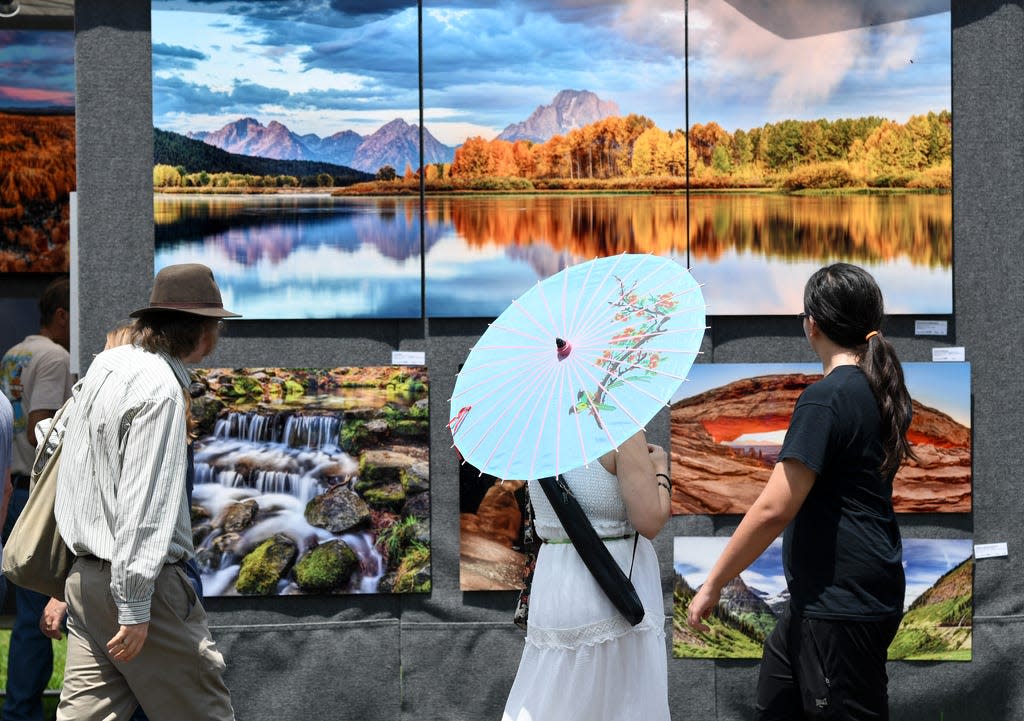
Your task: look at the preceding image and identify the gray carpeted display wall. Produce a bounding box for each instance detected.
[15,0,1022,718]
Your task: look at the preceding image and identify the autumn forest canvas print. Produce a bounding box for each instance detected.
[0,30,75,273]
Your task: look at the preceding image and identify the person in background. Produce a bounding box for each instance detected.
[53,264,237,721]
[0,393,14,606]
[502,429,673,721]
[687,263,912,721]
[0,277,73,721]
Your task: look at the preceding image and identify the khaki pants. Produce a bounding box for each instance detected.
[57,555,235,721]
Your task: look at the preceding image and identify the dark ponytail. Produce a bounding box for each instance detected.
[803,263,916,478]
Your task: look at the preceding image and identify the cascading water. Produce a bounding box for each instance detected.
[192,408,382,594]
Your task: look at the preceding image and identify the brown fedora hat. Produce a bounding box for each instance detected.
[130,263,241,318]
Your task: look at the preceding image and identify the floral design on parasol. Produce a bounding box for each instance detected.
[449,253,706,480]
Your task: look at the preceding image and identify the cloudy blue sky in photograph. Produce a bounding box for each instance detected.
[676,536,971,611]
[902,538,972,610]
[674,536,788,597]
[151,1,949,144]
[422,0,686,144]
[0,31,74,109]
[152,0,419,137]
[689,0,951,131]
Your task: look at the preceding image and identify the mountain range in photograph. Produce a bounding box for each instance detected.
[673,551,973,661]
[164,90,618,176]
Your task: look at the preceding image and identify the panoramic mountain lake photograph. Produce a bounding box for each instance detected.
[150,0,951,318]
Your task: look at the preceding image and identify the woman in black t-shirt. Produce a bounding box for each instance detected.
[686,263,914,721]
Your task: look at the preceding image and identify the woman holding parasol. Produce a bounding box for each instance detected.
[449,254,706,721]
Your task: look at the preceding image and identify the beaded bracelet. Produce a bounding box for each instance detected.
[656,472,671,492]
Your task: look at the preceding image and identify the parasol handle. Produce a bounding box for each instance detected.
[556,338,572,360]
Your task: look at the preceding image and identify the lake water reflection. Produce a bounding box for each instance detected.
[154,192,951,319]
[154,194,423,319]
[425,192,951,316]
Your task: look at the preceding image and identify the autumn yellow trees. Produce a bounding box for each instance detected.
[0,113,75,272]
[440,110,951,192]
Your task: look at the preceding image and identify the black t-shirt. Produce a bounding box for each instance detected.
[778,364,905,620]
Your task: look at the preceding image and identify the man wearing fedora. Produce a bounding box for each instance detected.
[53,264,238,721]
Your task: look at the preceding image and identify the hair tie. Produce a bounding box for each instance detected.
[865,330,880,341]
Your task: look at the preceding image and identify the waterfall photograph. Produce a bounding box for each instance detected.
[188,366,430,596]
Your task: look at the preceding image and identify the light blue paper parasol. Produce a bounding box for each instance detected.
[449,254,706,480]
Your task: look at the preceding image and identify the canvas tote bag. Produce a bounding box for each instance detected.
[1,399,75,601]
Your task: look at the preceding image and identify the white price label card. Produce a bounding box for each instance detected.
[392,351,426,366]
[974,542,1008,559]
[932,347,965,362]
[915,320,948,336]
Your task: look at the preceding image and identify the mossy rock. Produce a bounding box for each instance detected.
[391,419,428,439]
[190,396,224,437]
[409,399,429,420]
[345,407,378,421]
[217,499,259,534]
[235,534,297,595]
[363,482,407,510]
[358,449,417,487]
[373,403,406,423]
[393,546,431,593]
[377,572,396,593]
[294,540,359,592]
[305,485,371,533]
[220,374,263,400]
[340,420,370,454]
[284,378,305,399]
[400,462,430,494]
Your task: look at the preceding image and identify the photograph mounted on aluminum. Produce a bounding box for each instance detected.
[151,1,422,319]
[188,367,429,596]
[670,362,971,515]
[422,0,687,317]
[459,461,531,591]
[672,536,973,661]
[687,0,952,314]
[0,30,75,273]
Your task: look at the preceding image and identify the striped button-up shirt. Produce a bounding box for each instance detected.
[55,344,193,625]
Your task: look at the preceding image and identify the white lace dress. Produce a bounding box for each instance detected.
[502,464,669,721]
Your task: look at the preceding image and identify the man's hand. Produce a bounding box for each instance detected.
[106,622,149,662]
[39,598,68,639]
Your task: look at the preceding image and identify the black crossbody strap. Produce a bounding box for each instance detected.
[537,474,645,626]
[628,533,639,581]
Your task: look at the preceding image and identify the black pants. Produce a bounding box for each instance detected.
[754,606,902,721]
